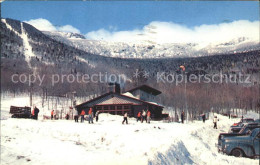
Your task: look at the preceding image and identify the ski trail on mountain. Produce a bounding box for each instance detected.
[21,22,36,69]
[2,19,36,69]
[2,19,21,36]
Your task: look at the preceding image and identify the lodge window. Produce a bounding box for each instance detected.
[104,106,109,110]
[123,105,129,109]
[110,106,115,110]
[117,106,122,110]
[96,106,102,110]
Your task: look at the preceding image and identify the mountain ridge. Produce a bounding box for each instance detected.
[43,28,259,59]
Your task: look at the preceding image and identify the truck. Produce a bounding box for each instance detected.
[10,106,31,118]
[218,128,260,158]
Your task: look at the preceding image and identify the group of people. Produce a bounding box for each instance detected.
[38,105,221,130]
[74,108,99,124]
[136,109,151,124]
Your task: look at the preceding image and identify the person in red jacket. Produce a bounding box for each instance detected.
[88,108,94,124]
[137,111,141,122]
[80,110,85,122]
[51,110,54,120]
[31,109,35,119]
[147,110,151,124]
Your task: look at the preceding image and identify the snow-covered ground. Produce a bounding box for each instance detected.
[1,95,259,165]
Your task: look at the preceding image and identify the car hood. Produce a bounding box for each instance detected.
[225,135,252,142]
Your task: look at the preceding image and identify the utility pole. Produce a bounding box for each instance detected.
[185,72,188,123]
[72,91,76,119]
[180,65,188,123]
[30,83,33,107]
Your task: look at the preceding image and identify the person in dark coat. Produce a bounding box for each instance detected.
[65,113,69,120]
[181,111,184,124]
[95,111,99,122]
[202,114,206,123]
[34,106,40,120]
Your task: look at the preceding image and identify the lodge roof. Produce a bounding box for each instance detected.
[76,92,163,108]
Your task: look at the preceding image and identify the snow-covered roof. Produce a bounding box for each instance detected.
[122,92,138,99]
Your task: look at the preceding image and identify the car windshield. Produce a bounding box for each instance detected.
[244,119,254,123]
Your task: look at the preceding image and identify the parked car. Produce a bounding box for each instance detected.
[241,118,255,123]
[238,123,260,134]
[218,123,260,148]
[229,118,255,133]
[254,119,260,123]
[218,128,260,158]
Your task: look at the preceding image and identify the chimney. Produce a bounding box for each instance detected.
[108,83,114,93]
[115,83,121,94]
[108,82,121,94]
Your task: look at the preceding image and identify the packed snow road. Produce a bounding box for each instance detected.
[1,114,258,165]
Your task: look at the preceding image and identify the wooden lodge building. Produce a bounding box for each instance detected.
[75,84,164,119]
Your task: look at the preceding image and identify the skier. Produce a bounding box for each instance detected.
[51,110,54,120]
[122,112,128,124]
[202,113,206,123]
[213,116,218,129]
[137,111,141,122]
[88,108,94,124]
[147,110,151,124]
[74,109,79,122]
[80,110,85,122]
[95,110,99,122]
[181,111,184,124]
[34,106,40,120]
[141,110,147,123]
[65,113,69,120]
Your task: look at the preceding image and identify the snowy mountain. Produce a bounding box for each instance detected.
[43,31,260,58]
[1,18,260,101]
